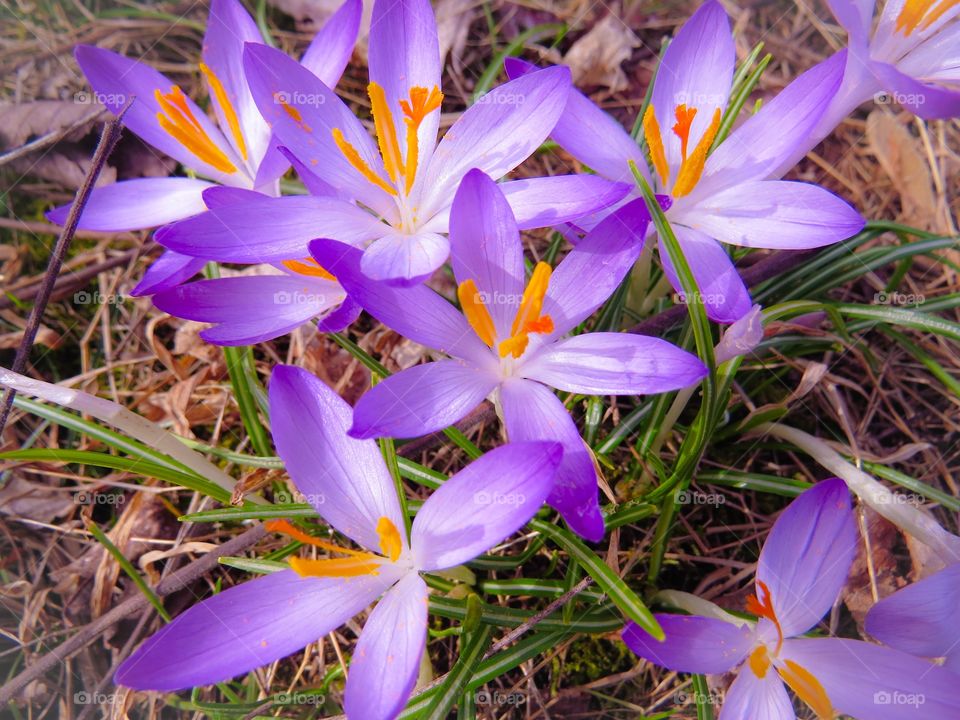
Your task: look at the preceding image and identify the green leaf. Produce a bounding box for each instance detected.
[421,622,494,720]
[88,522,170,621]
[222,345,272,457]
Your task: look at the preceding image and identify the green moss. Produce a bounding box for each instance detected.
[554,635,634,687]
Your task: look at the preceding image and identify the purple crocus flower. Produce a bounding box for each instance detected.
[309,169,707,541]
[153,0,631,287]
[46,0,362,295]
[866,564,960,674]
[623,479,960,718]
[115,365,562,720]
[507,1,865,323]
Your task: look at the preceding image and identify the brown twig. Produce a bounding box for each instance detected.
[0,100,131,436]
[0,524,267,705]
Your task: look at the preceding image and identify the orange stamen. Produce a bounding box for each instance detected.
[155,86,237,174]
[672,106,721,197]
[289,556,382,577]
[896,0,958,35]
[332,128,398,196]
[748,645,771,678]
[498,262,554,359]
[376,517,403,563]
[746,578,784,653]
[458,279,496,347]
[779,660,835,720]
[200,62,247,161]
[282,258,336,281]
[264,519,369,557]
[672,104,698,160]
[642,104,669,186]
[368,82,404,184]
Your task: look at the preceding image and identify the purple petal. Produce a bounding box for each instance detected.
[826,0,875,43]
[412,441,561,571]
[152,275,347,345]
[277,145,340,197]
[202,185,266,209]
[359,230,450,286]
[659,225,753,324]
[622,614,752,674]
[268,365,405,550]
[718,669,794,720]
[46,177,214,232]
[499,378,604,541]
[316,295,362,333]
[872,60,960,119]
[115,569,394,691]
[714,304,764,364]
[500,175,632,230]
[448,169,524,339]
[131,249,206,296]
[419,67,571,217]
[756,478,856,637]
[367,0,442,178]
[504,57,647,184]
[349,360,498,440]
[204,0,270,168]
[300,0,362,88]
[155,195,385,262]
[543,198,650,336]
[685,180,865,250]
[782,637,960,719]
[309,238,494,363]
[865,564,960,662]
[73,45,239,183]
[698,51,847,192]
[242,43,393,213]
[649,1,734,175]
[345,573,428,720]
[521,332,706,395]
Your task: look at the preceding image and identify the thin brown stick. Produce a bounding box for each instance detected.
[0,100,131,436]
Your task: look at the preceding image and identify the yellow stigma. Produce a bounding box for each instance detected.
[641,102,721,197]
[155,85,237,174]
[333,83,443,197]
[779,660,835,720]
[199,62,247,161]
[457,279,496,347]
[282,258,336,281]
[498,262,555,359]
[896,0,959,36]
[376,517,403,563]
[748,645,771,678]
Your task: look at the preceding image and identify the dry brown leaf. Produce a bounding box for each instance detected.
[0,101,101,150]
[436,0,474,64]
[0,476,74,522]
[866,110,938,231]
[563,15,639,92]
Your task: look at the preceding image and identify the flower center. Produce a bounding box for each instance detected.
[642,103,721,197]
[332,83,443,199]
[895,0,958,36]
[265,516,403,577]
[155,67,242,174]
[282,258,336,281]
[457,262,555,360]
[746,578,784,653]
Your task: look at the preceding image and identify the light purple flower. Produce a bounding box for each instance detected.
[114,365,562,719]
[153,0,630,287]
[623,479,960,719]
[507,1,865,324]
[309,169,707,541]
[866,564,960,673]
[46,0,362,295]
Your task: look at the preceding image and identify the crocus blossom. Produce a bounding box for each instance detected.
[623,479,960,719]
[866,564,960,673]
[507,1,865,323]
[310,169,707,541]
[153,0,630,287]
[114,365,562,719]
[46,0,361,295]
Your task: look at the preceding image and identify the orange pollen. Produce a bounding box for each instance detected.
[376,517,403,563]
[332,128,397,196]
[199,62,247,161]
[672,106,721,198]
[155,85,237,174]
[642,104,669,186]
[498,262,554,359]
[778,660,835,720]
[672,104,698,160]
[748,645,771,678]
[282,258,336,281]
[457,279,496,347]
[896,0,958,35]
[746,579,784,653]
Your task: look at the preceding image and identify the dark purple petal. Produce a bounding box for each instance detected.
[277,146,340,197]
[622,614,752,674]
[202,185,265,208]
[349,360,498,439]
[412,441,562,571]
[300,0,363,88]
[131,250,206,297]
